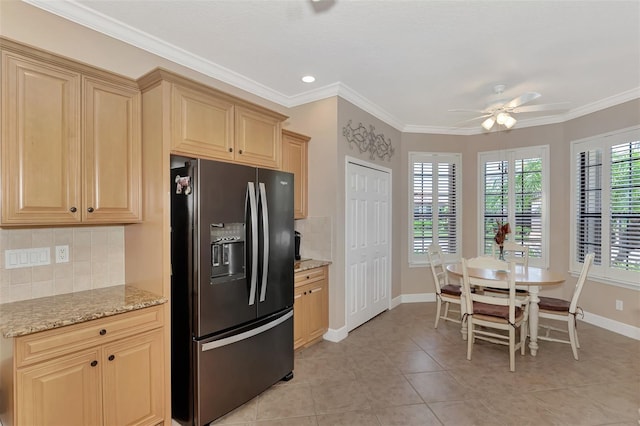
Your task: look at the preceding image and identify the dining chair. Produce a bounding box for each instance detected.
[492,241,530,267]
[461,257,530,372]
[537,252,595,360]
[489,241,530,298]
[427,244,461,328]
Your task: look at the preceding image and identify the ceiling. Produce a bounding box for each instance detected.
[25,0,640,135]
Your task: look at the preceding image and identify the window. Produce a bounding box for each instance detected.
[409,152,461,264]
[571,126,640,288]
[478,146,549,267]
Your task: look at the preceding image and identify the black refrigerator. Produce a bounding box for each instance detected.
[170,156,294,426]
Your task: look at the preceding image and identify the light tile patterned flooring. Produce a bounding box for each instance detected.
[211,302,639,426]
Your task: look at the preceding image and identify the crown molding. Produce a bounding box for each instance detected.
[23,0,640,137]
[23,0,292,105]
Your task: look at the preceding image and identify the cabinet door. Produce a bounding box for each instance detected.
[102,329,164,426]
[293,285,307,350]
[306,279,328,342]
[1,52,81,224]
[282,131,309,219]
[171,84,234,161]
[16,349,102,426]
[83,76,142,223]
[235,106,282,169]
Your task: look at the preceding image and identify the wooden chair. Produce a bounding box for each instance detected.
[489,241,530,298]
[427,244,461,328]
[461,257,529,372]
[492,241,529,267]
[537,253,595,360]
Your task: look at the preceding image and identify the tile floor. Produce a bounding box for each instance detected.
[211,302,639,426]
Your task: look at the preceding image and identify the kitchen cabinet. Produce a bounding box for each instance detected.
[0,39,141,226]
[282,130,310,219]
[142,69,287,169]
[3,306,164,426]
[293,266,328,350]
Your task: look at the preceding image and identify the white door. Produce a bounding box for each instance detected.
[346,161,391,331]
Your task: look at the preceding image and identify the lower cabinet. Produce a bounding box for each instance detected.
[5,305,164,426]
[294,266,328,350]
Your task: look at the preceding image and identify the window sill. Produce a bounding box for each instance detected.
[569,270,640,291]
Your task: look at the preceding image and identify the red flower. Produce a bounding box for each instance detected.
[494,221,511,246]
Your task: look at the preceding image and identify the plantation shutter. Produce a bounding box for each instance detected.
[609,141,640,271]
[576,148,603,265]
[410,153,460,263]
[483,160,508,254]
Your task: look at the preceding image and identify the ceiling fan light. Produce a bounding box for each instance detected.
[481,116,496,131]
[504,115,517,129]
[496,112,509,125]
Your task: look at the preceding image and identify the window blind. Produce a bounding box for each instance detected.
[571,127,640,287]
[409,153,461,263]
[479,146,548,267]
[609,141,639,272]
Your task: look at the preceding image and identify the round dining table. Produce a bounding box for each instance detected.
[446,262,565,356]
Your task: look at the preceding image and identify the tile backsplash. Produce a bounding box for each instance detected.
[294,216,332,261]
[0,226,125,304]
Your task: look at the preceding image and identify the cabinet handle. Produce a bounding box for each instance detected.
[99,329,107,336]
[91,360,98,367]
[108,355,115,361]
[229,148,233,152]
[69,207,77,213]
[87,207,95,213]
[306,276,310,279]
[238,149,243,154]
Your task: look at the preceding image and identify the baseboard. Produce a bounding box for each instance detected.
[323,326,348,343]
[583,311,640,340]
[322,294,639,344]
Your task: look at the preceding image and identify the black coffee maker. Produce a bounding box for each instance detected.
[294,231,301,260]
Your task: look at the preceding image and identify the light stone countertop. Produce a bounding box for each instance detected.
[294,259,331,273]
[0,285,167,338]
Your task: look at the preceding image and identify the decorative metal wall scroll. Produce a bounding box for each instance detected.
[342,120,395,161]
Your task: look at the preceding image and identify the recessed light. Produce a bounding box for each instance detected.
[301,75,315,83]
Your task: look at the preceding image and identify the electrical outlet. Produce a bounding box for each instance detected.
[615,300,623,311]
[55,245,69,263]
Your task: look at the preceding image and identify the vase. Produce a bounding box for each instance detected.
[499,245,505,261]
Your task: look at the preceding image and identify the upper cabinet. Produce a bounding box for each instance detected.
[142,69,287,169]
[0,39,141,226]
[282,130,310,219]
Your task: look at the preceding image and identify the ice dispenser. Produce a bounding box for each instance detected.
[210,223,245,281]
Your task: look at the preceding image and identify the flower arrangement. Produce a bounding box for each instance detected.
[494,221,511,260]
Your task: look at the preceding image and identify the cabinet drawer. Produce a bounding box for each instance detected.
[15,305,163,368]
[295,266,326,287]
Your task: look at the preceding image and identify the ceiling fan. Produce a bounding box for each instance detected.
[450,84,570,131]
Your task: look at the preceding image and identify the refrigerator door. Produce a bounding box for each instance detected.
[195,309,294,425]
[196,159,258,337]
[256,168,295,318]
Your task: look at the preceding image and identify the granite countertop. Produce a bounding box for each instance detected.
[294,259,332,272]
[0,285,167,338]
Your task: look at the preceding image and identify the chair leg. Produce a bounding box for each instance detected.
[509,327,516,372]
[434,298,441,329]
[568,316,579,360]
[443,302,450,319]
[520,322,527,355]
[466,321,474,361]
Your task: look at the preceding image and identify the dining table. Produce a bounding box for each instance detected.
[446,262,565,356]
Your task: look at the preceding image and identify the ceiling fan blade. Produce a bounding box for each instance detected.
[504,92,541,109]
[448,108,488,114]
[453,113,493,125]
[511,102,571,113]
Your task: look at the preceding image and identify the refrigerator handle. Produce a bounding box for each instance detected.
[248,182,258,306]
[258,182,269,302]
